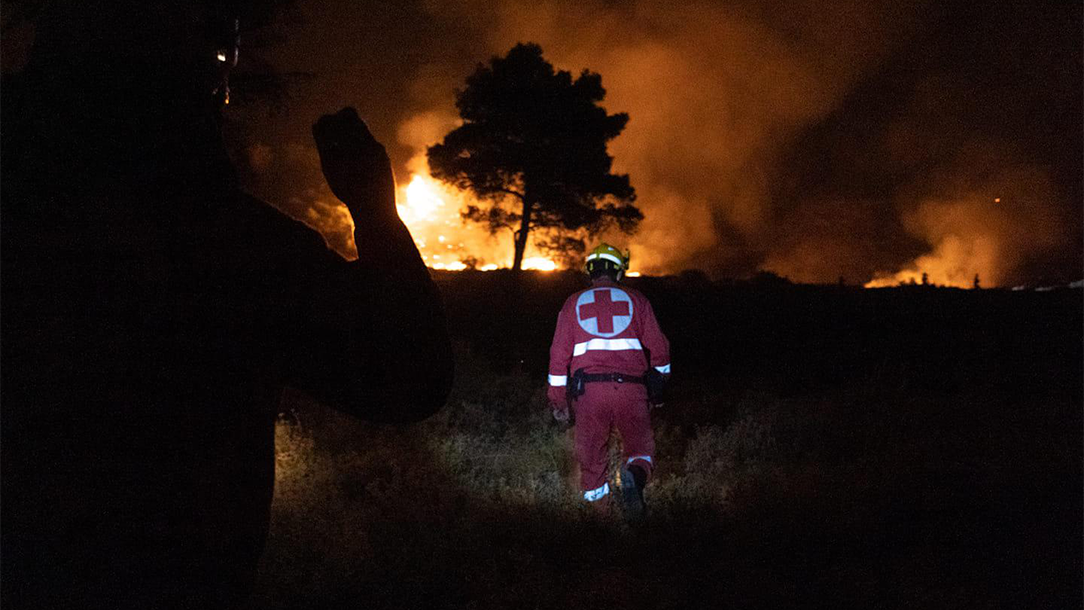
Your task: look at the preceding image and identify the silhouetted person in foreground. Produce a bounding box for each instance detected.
[1,2,453,608]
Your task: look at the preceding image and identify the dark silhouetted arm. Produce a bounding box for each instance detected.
[282,108,453,423]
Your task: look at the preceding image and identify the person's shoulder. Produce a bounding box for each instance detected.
[573,281,644,300]
[561,283,601,311]
[562,289,584,309]
[620,285,660,313]
[615,283,648,301]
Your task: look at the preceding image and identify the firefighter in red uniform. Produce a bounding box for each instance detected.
[547,244,671,518]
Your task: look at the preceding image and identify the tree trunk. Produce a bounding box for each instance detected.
[511,197,532,272]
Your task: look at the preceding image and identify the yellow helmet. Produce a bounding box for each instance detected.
[584,243,630,280]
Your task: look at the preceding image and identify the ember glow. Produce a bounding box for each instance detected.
[522,258,558,271]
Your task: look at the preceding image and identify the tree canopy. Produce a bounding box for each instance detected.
[427,43,640,271]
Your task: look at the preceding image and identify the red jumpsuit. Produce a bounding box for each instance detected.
[547,277,671,504]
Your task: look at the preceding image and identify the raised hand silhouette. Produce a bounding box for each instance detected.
[313,107,398,223]
[1,3,453,609]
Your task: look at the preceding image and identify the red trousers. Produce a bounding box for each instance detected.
[573,380,655,502]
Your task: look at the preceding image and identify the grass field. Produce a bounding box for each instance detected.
[247,274,1082,609]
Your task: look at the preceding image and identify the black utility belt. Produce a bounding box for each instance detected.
[567,369,645,401]
[578,372,645,384]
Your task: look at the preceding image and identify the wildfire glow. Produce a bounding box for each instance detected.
[521,257,557,271]
[399,175,444,222]
[395,169,559,272]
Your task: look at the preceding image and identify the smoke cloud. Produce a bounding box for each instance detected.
[401,0,932,274]
[230,0,1079,285]
[867,147,1070,288]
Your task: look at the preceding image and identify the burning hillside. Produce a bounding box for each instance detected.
[394,162,560,272]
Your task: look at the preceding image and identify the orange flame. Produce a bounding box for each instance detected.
[395,163,563,271]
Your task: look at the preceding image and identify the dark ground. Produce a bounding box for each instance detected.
[250,272,1082,609]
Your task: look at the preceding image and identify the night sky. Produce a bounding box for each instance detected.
[8,0,1080,285]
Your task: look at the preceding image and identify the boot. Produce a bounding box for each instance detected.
[620,464,647,521]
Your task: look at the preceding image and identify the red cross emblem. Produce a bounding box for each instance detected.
[576,288,634,337]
